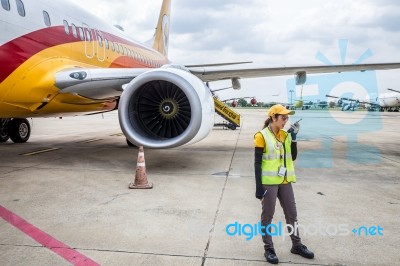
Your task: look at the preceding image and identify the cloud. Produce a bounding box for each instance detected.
[68,0,400,102]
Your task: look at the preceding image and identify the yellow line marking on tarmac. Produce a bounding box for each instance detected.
[77,138,103,143]
[110,133,124,137]
[21,148,60,156]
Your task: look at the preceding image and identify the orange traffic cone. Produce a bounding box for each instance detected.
[129,146,153,189]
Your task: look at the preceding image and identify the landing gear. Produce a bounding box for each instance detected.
[0,119,10,142]
[0,118,31,143]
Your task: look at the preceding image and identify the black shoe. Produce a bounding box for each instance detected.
[264,248,279,264]
[291,244,314,259]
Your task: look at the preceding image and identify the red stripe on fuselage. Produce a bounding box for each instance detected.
[0,26,77,83]
[0,26,158,83]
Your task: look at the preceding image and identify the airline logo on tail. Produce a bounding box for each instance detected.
[152,0,171,57]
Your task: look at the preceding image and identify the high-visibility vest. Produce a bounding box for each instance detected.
[259,127,296,185]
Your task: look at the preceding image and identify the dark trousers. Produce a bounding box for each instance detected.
[261,183,302,250]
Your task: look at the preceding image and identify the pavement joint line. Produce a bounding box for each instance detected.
[75,247,203,259]
[201,120,244,266]
[16,166,224,177]
[0,156,77,177]
[20,147,60,156]
[205,255,330,265]
[0,244,329,265]
[0,243,42,248]
[0,168,27,177]
[379,155,400,164]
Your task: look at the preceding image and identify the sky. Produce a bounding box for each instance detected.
[69,0,400,104]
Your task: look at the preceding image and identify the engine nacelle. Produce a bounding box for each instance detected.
[118,68,214,148]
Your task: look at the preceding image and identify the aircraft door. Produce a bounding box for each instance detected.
[83,23,94,59]
[95,30,105,62]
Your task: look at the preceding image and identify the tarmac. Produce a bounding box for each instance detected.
[0,109,399,266]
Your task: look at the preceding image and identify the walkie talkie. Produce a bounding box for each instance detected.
[288,118,302,133]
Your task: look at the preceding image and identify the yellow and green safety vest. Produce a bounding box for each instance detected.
[259,127,296,185]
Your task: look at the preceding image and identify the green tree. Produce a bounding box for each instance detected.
[238,98,248,107]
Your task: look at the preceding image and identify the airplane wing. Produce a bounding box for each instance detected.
[388,88,400,93]
[54,62,400,100]
[188,62,400,82]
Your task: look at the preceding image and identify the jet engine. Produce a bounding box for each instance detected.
[118,68,214,148]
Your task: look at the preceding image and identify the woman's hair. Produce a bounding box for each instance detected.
[263,117,271,129]
[262,115,279,129]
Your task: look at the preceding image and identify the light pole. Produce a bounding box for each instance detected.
[289,90,294,105]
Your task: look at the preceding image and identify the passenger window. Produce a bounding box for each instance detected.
[71,23,77,38]
[85,29,92,42]
[97,34,103,47]
[43,11,51,26]
[63,20,70,35]
[78,27,84,41]
[16,0,25,16]
[110,41,115,51]
[104,38,109,49]
[1,0,10,11]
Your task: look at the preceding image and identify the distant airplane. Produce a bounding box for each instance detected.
[325,95,361,111]
[326,89,400,112]
[1,0,400,147]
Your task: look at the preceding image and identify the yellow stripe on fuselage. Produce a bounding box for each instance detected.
[0,40,165,118]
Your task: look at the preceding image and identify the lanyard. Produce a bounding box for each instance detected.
[268,126,285,164]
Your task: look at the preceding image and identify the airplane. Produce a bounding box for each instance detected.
[325,95,361,111]
[326,89,400,112]
[1,0,400,148]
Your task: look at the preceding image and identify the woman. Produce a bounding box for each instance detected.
[254,104,314,264]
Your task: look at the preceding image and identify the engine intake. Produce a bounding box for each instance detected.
[118,68,214,148]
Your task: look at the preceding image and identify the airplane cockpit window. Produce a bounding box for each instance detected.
[1,0,10,11]
[63,20,70,35]
[71,23,78,38]
[43,11,51,26]
[15,0,25,17]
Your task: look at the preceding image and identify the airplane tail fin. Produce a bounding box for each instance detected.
[152,0,171,58]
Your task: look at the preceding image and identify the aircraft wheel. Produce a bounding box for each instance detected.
[0,130,9,142]
[0,119,10,142]
[9,118,30,143]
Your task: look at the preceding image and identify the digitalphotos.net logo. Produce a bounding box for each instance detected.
[226,221,384,241]
[286,39,382,168]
